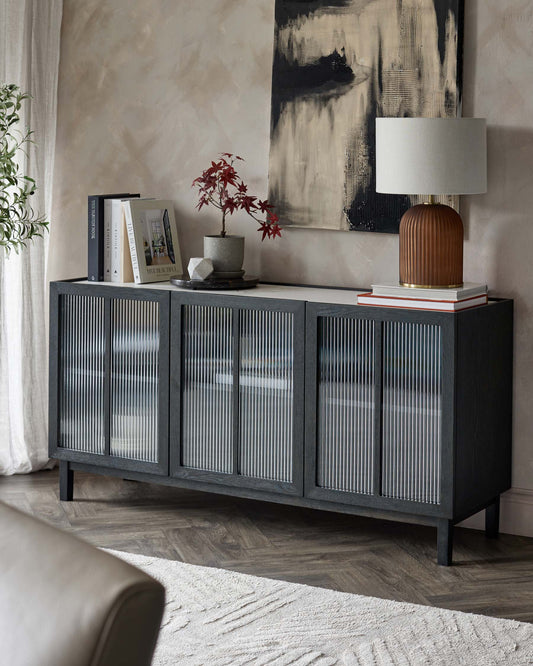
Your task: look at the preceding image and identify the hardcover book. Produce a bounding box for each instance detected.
[370,282,487,301]
[104,194,140,281]
[109,198,141,283]
[87,193,133,281]
[357,292,488,312]
[124,199,182,284]
[103,199,113,282]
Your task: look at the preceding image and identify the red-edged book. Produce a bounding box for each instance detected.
[357,292,488,312]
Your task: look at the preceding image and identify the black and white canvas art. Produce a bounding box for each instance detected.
[269,0,464,233]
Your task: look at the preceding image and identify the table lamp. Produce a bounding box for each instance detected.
[375,118,487,288]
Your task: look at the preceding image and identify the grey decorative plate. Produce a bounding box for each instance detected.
[170,275,259,290]
[211,269,245,279]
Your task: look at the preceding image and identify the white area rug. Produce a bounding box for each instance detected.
[108,550,533,666]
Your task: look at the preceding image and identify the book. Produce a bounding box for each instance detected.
[124,199,182,283]
[110,198,140,283]
[104,194,140,281]
[357,292,488,312]
[88,193,133,281]
[103,200,112,281]
[371,282,487,301]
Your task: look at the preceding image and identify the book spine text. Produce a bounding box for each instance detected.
[124,202,141,283]
[87,196,102,281]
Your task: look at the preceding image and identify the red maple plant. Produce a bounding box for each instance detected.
[192,153,281,240]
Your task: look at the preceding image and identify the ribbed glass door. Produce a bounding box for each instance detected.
[55,288,168,473]
[181,304,234,473]
[110,299,160,463]
[59,294,105,454]
[239,310,294,483]
[307,308,444,511]
[316,316,375,495]
[382,322,442,504]
[173,297,303,494]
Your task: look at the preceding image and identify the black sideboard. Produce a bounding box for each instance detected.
[49,280,513,565]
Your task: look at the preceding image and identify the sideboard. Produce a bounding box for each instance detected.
[49,280,513,565]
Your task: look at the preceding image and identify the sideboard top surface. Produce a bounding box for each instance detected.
[72,280,367,305]
[63,280,508,311]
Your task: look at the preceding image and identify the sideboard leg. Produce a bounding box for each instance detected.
[437,519,453,566]
[485,497,500,539]
[59,461,74,501]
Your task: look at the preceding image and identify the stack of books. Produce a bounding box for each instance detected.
[357,282,488,312]
[87,192,139,282]
[87,193,182,284]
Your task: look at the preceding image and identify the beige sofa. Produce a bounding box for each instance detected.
[0,502,165,666]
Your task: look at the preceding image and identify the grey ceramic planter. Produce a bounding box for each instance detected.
[203,235,245,275]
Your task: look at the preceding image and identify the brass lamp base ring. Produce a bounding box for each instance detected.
[400,282,464,289]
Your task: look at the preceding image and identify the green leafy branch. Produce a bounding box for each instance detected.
[0,83,48,253]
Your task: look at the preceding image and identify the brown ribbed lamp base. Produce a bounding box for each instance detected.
[399,203,464,288]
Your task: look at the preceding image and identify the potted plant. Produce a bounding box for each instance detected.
[192,153,281,276]
[1,84,48,252]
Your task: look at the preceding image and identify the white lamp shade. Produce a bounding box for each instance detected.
[375,118,487,195]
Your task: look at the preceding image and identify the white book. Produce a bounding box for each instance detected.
[124,199,182,284]
[371,282,487,301]
[357,292,488,312]
[110,198,137,283]
[103,199,114,281]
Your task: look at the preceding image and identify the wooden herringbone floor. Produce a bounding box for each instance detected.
[1,469,532,623]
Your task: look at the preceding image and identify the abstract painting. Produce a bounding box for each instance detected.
[269,0,464,233]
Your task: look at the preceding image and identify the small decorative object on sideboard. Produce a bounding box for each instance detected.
[192,153,281,277]
[187,257,214,281]
[376,118,487,289]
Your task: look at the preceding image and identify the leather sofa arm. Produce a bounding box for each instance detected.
[0,502,165,666]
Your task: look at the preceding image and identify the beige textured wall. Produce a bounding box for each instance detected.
[50,0,533,491]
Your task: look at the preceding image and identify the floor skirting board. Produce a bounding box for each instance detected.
[459,488,533,537]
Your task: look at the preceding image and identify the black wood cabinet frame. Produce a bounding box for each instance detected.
[49,281,513,566]
[169,292,305,496]
[49,281,170,476]
[304,303,456,519]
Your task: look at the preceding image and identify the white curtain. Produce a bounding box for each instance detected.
[0,0,63,474]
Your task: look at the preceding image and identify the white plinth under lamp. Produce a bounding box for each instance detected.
[375,118,487,288]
